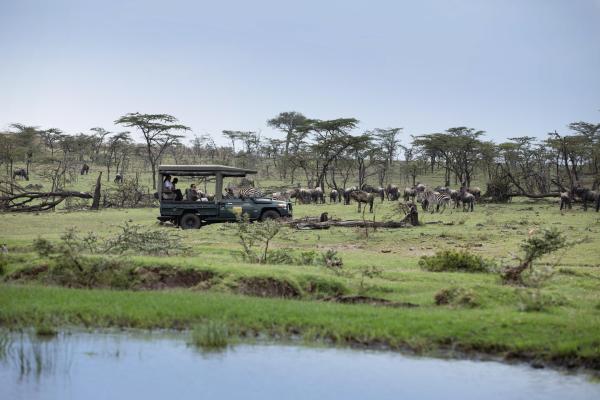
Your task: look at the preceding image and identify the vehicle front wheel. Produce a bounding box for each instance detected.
[260,210,280,221]
[180,213,201,229]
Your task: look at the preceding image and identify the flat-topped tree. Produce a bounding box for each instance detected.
[115,113,189,189]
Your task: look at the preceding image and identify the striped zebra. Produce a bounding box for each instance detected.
[418,189,451,213]
[238,187,264,199]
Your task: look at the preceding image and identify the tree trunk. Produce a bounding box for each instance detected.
[91,172,102,210]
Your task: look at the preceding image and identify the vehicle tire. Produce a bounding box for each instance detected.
[180,213,201,229]
[260,210,280,221]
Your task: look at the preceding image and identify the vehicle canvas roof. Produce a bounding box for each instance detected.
[158,164,257,177]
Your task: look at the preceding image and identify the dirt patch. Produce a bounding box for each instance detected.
[328,295,419,308]
[5,264,49,281]
[133,266,215,290]
[235,277,301,299]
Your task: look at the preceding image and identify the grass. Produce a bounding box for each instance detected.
[191,321,229,350]
[1,175,600,369]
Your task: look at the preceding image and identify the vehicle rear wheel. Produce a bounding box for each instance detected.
[260,210,280,221]
[180,213,201,229]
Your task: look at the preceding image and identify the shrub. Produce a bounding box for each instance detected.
[105,222,187,256]
[419,250,493,273]
[192,321,229,350]
[516,289,559,312]
[434,287,479,308]
[266,248,296,265]
[501,228,568,284]
[321,249,343,270]
[231,214,282,264]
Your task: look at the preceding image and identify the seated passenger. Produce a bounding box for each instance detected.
[162,175,176,200]
[187,184,200,201]
[172,178,183,201]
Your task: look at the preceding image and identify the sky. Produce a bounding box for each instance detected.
[1,0,599,147]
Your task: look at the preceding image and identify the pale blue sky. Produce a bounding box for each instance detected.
[1,0,599,146]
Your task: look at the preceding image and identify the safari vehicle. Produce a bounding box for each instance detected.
[157,165,292,229]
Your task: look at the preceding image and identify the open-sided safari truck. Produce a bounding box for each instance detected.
[157,165,293,229]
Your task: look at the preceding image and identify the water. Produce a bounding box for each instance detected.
[0,330,598,400]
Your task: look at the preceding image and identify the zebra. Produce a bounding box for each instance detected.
[418,189,451,213]
[238,187,264,199]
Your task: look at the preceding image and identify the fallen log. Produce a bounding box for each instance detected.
[0,190,93,212]
[288,219,412,230]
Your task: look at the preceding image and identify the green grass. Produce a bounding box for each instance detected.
[1,176,600,368]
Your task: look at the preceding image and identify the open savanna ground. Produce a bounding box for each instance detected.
[1,197,600,371]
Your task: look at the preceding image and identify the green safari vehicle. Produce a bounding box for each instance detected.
[157,164,293,229]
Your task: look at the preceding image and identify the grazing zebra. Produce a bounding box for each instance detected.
[418,189,451,213]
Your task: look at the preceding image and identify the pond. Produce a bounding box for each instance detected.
[0,330,598,400]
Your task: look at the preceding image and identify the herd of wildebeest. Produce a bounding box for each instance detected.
[271,183,600,213]
[271,183,481,213]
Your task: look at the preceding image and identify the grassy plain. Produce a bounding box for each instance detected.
[1,164,600,369]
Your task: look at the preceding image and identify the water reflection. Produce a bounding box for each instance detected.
[0,330,598,400]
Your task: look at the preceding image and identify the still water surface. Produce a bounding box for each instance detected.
[0,331,598,400]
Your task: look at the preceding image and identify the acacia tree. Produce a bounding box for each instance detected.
[267,111,309,178]
[375,127,402,183]
[413,127,484,187]
[115,113,189,189]
[309,118,366,190]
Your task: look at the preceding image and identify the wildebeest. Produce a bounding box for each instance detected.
[290,188,312,204]
[467,187,481,199]
[361,184,385,203]
[386,184,400,201]
[310,188,325,204]
[349,190,374,213]
[449,189,461,208]
[329,189,340,203]
[12,168,28,180]
[559,192,572,210]
[80,163,90,175]
[343,186,358,205]
[460,191,475,212]
[403,187,416,202]
[114,174,123,184]
[415,183,426,193]
[572,186,599,211]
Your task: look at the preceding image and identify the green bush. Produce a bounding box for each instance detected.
[517,289,556,312]
[434,287,479,308]
[419,249,494,273]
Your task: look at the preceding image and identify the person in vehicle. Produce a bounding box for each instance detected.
[187,184,200,201]
[172,177,183,201]
[163,175,173,191]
